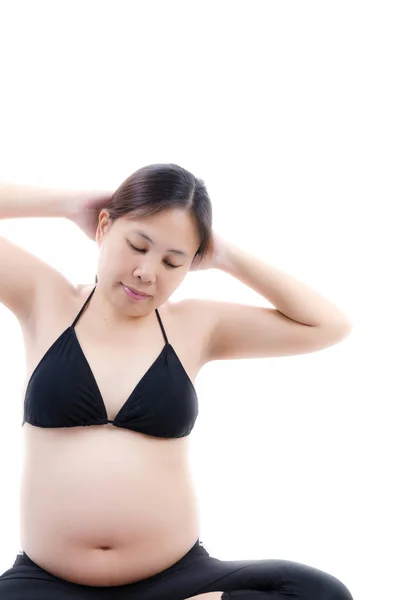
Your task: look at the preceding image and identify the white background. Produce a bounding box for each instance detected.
[0,2,396,599]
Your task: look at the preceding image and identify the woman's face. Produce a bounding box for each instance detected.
[95,208,201,314]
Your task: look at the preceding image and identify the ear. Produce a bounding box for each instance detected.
[96,209,112,246]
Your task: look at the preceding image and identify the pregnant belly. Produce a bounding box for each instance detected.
[20,426,201,586]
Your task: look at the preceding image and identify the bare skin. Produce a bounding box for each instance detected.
[185,594,224,600]
[3,207,247,588]
[8,208,218,586]
[1,187,352,592]
[19,280,212,586]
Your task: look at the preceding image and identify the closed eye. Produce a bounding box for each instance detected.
[128,242,180,269]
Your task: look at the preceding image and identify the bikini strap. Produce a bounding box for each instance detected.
[72,286,96,328]
[155,308,169,345]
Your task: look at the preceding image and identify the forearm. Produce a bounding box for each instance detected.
[0,181,82,220]
[218,242,352,329]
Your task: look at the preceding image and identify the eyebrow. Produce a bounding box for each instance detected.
[134,230,188,257]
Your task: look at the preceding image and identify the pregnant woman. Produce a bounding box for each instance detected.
[0,163,354,599]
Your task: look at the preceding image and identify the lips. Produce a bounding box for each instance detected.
[123,284,150,298]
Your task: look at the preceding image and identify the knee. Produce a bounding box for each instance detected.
[314,567,353,600]
[280,560,354,600]
[327,576,354,600]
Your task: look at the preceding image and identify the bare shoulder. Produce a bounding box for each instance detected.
[169,297,215,327]
[166,297,216,366]
[22,273,85,343]
[75,282,95,298]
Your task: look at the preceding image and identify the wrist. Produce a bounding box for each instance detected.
[214,240,239,273]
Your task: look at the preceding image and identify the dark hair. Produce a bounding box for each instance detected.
[106,163,212,261]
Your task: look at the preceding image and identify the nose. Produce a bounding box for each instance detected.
[133,263,156,284]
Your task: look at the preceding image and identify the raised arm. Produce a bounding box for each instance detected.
[0,182,107,325]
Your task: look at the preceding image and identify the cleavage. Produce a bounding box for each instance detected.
[74,329,167,421]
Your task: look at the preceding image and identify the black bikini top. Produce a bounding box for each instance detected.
[23,286,199,438]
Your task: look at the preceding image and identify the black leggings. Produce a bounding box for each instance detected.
[0,539,354,600]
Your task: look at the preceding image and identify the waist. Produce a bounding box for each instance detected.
[14,537,208,586]
[17,538,205,565]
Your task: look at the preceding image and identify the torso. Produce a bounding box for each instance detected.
[18,282,211,586]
